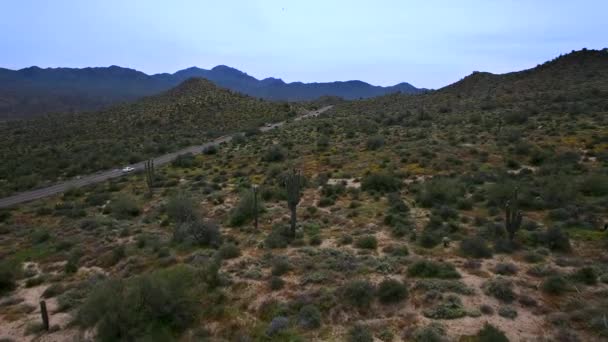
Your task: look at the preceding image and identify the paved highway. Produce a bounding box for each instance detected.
[0,106,333,208]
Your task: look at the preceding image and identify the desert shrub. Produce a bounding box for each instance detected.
[503,110,528,125]
[361,172,401,193]
[42,283,66,298]
[348,324,373,342]
[413,279,474,295]
[218,243,241,259]
[342,280,375,308]
[460,237,492,258]
[166,194,197,224]
[76,266,202,342]
[542,275,569,295]
[107,194,140,219]
[494,262,518,275]
[377,279,408,304]
[570,267,597,285]
[229,190,262,227]
[271,258,291,276]
[480,304,494,315]
[417,178,464,207]
[262,145,286,162]
[298,305,321,329]
[518,294,538,307]
[85,192,110,206]
[173,219,222,248]
[412,323,447,342]
[383,244,409,257]
[418,229,442,248]
[408,260,460,279]
[498,306,518,319]
[0,261,18,295]
[269,276,284,291]
[483,277,515,303]
[202,145,218,155]
[339,234,354,245]
[31,229,51,244]
[474,323,509,342]
[264,225,291,249]
[579,173,608,196]
[355,235,378,249]
[423,294,467,319]
[366,135,385,150]
[171,153,197,168]
[544,227,571,252]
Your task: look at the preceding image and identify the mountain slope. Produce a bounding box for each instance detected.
[0,78,294,196]
[332,49,608,121]
[0,65,424,119]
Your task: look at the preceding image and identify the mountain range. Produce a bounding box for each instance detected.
[0,65,424,120]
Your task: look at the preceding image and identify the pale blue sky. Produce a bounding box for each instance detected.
[1,0,606,88]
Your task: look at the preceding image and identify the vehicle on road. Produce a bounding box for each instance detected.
[121,166,135,173]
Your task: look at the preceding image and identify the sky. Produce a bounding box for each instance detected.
[0,0,606,89]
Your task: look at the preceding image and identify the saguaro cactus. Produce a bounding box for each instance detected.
[145,159,155,195]
[252,185,259,230]
[284,169,303,237]
[505,187,523,241]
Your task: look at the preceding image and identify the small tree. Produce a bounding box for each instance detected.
[284,169,304,237]
[505,187,523,241]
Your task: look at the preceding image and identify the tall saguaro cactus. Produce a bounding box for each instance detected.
[505,187,523,241]
[285,168,303,237]
[145,159,155,195]
[252,185,259,231]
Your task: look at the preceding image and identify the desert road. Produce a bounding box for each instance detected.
[0,106,333,208]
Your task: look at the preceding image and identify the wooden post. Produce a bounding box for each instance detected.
[40,300,49,331]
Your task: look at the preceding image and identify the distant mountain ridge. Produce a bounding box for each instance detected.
[0,64,425,119]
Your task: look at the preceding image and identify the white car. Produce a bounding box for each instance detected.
[121,166,135,173]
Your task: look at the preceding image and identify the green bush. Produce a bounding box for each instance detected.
[542,275,569,295]
[342,280,375,308]
[412,323,446,342]
[348,324,373,342]
[269,276,284,291]
[366,135,385,150]
[483,277,515,303]
[229,190,262,227]
[108,194,140,219]
[361,172,401,193]
[474,323,509,342]
[0,261,19,295]
[423,294,467,319]
[377,279,408,304]
[173,219,222,248]
[417,178,464,207]
[76,266,202,342]
[493,263,518,275]
[570,267,597,285]
[218,243,241,259]
[498,306,518,319]
[298,305,321,329]
[355,235,378,249]
[166,194,197,224]
[460,237,492,258]
[262,145,286,162]
[579,173,608,196]
[271,258,291,276]
[407,260,460,279]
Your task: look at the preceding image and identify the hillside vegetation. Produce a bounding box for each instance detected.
[0,78,294,197]
[0,49,607,342]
